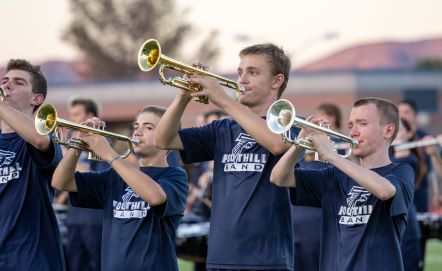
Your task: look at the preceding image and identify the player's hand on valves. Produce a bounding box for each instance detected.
[80,118,117,162]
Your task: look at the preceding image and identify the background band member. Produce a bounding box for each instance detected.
[155,43,297,270]
[270,97,414,271]
[391,117,422,271]
[52,105,188,271]
[0,59,65,270]
[292,102,343,271]
[65,98,108,271]
[425,134,442,181]
[398,100,432,270]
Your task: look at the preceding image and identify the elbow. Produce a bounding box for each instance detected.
[51,179,64,192]
[34,136,52,152]
[268,144,289,156]
[377,186,396,201]
[153,137,167,150]
[269,172,284,187]
[149,193,167,207]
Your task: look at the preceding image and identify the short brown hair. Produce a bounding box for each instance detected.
[6,59,47,112]
[70,98,100,117]
[138,105,167,118]
[317,103,342,129]
[6,59,47,98]
[353,97,399,142]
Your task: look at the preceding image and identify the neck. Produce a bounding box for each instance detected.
[359,149,391,169]
[139,152,168,167]
[249,100,276,117]
[1,122,15,133]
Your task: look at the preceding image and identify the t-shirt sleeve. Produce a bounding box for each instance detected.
[152,167,189,217]
[295,167,332,207]
[27,135,62,175]
[178,122,216,164]
[385,164,415,217]
[70,169,112,209]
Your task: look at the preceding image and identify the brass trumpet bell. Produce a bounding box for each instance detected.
[35,104,137,160]
[266,99,358,159]
[137,39,244,104]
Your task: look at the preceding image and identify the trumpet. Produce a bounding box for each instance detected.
[393,138,440,152]
[35,104,137,160]
[266,99,358,159]
[137,39,244,104]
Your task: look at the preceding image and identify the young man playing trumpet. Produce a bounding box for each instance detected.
[270,97,414,271]
[0,59,65,270]
[155,43,297,270]
[52,105,188,271]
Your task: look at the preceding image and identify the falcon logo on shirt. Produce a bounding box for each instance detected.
[221,133,267,172]
[112,187,150,219]
[0,150,15,167]
[0,150,22,184]
[346,186,371,207]
[338,186,373,225]
[122,187,140,203]
[232,133,256,154]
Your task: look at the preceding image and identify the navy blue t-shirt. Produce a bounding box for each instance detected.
[291,159,332,271]
[0,132,65,271]
[390,153,421,271]
[294,163,414,271]
[179,117,294,270]
[70,166,188,271]
[414,129,431,212]
[67,152,109,225]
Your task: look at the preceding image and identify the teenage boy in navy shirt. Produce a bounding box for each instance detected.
[270,97,414,271]
[0,59,65,270]
[155,43,296,270]
[52,106,188,271]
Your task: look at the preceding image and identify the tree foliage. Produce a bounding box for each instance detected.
[63,0,219,81]
[415,58,442,71]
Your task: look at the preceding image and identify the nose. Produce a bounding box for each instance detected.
[133,127,142,137]
[349,126,359,139]
[238,73,248,86]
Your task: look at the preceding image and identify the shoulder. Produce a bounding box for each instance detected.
[390,162,414,173]
[158,166,188,180]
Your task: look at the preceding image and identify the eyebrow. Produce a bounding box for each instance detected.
[2,76,29,84]
[237,66,259,73]
[133,121,156,127]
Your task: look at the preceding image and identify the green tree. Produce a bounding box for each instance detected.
[415,58,442,70]
[63,0,219,81]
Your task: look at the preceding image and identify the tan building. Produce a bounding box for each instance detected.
[45,70,442,139]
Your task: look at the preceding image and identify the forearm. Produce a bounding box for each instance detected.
[430,152,442,179]
[52,149,80,192]
[111,159,167,206]
[219,99,292,155]
[0,104,51,151]
[270,145,302,187]
[329,155,396,200]
[154,95,190,150]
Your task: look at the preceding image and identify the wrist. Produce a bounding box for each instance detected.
[109,155,122,166]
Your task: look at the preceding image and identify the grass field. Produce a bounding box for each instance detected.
[178,239,442,271]
[425,240,442,271]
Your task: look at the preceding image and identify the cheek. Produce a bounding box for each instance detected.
[145,131,156,142]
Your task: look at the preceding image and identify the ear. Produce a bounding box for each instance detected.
[31,93,45,107]
[384,123,396,141]
[271,74,284,90]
